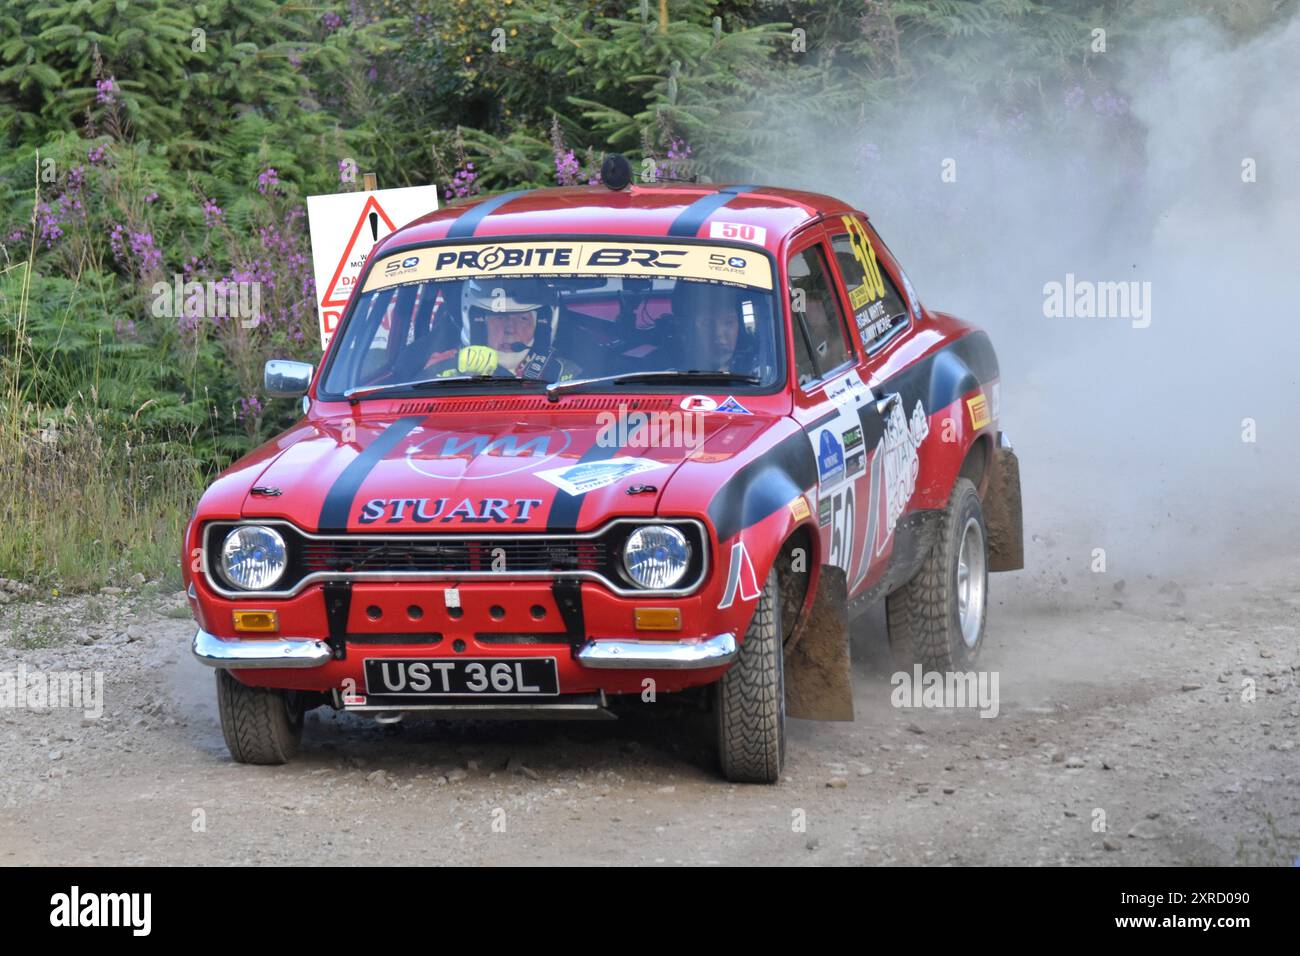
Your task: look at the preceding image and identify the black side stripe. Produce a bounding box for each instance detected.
[546,420,648,532]
[855,330,999,451]
[708,429,817,542]
[318,416,424,532]
[667,184,758,237]
[445,189,531,239]
[805,409,839,432]
[705,330,999,541]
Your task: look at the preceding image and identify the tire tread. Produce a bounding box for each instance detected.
[216,670,302,765]
[886,478,985,672]
[716,569,784,783]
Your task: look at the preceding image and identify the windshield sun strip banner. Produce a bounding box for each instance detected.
[362,241,774,294]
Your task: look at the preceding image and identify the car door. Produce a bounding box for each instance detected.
[784,224,887,598]
[820,212,926,596]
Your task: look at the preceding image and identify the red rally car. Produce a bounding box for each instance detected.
[184,169,1024,783]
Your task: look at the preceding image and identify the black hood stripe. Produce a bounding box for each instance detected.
[318,416,425,532]
[667,185,758,237]
[545,419,649,532]
[445,189,532,239]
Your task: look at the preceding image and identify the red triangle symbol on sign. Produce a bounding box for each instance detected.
[320,195,399,308]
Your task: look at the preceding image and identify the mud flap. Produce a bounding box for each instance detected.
[783,564,854,721]
[985,437,1024,572]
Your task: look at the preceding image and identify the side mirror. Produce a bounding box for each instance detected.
[264,359,314,397]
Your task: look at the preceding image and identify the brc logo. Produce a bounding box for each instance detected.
[585,247,686,269]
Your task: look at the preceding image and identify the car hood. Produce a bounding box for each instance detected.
[239,405,782,533]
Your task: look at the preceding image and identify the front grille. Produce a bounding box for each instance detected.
[202,518,707,598]
[300,539,607,574]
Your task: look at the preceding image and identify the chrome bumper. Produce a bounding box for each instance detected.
[192,628,333,669]
[575,633,737,669]
[192,628,737,671]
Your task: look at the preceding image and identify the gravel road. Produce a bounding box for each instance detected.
[1,552,1296,866]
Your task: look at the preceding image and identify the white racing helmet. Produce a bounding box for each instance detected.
[460,278,558,370]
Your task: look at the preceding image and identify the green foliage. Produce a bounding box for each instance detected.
[1,0,394,165]
[0,0,1293,589]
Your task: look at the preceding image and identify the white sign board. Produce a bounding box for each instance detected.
[306,185,439,348]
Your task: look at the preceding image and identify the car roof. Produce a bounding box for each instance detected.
[375,183,863,258]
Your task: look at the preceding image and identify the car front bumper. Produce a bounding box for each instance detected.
[193,629,333,668]
[191,628,737,671]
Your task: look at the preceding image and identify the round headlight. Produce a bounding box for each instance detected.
[220,525,288,591]
[623,525,691,590]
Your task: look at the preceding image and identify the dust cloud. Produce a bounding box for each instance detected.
[758,12,1300,590]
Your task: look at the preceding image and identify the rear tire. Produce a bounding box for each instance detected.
[886,477,988,672]
[715,568,785,783]
[216,670,304,765]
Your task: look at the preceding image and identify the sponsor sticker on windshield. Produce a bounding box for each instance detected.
[364,241,774,293]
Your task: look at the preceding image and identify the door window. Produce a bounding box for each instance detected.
[787,243,854,385]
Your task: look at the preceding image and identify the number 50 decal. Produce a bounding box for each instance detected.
[709,221,767,245]
[826,485,855,576]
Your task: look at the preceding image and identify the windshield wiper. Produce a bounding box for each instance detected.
[344,375,542,403]
[546,370,761,402]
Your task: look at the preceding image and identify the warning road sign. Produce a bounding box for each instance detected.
[306,185,438,348]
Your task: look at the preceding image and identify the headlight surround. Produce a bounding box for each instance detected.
[219,525,288,591]
[622,525,692,590]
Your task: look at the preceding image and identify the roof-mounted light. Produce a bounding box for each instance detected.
[601,153,633,191]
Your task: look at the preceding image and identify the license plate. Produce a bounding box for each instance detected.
[363,658,559,698]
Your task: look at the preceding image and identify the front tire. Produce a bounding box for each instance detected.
[715,568,785,783]
[886,477,988,672]
[216,670,304,765]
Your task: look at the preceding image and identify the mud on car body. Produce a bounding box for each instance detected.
[184,174,1024,783]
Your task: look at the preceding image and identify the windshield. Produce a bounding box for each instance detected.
[319,239,781,398]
